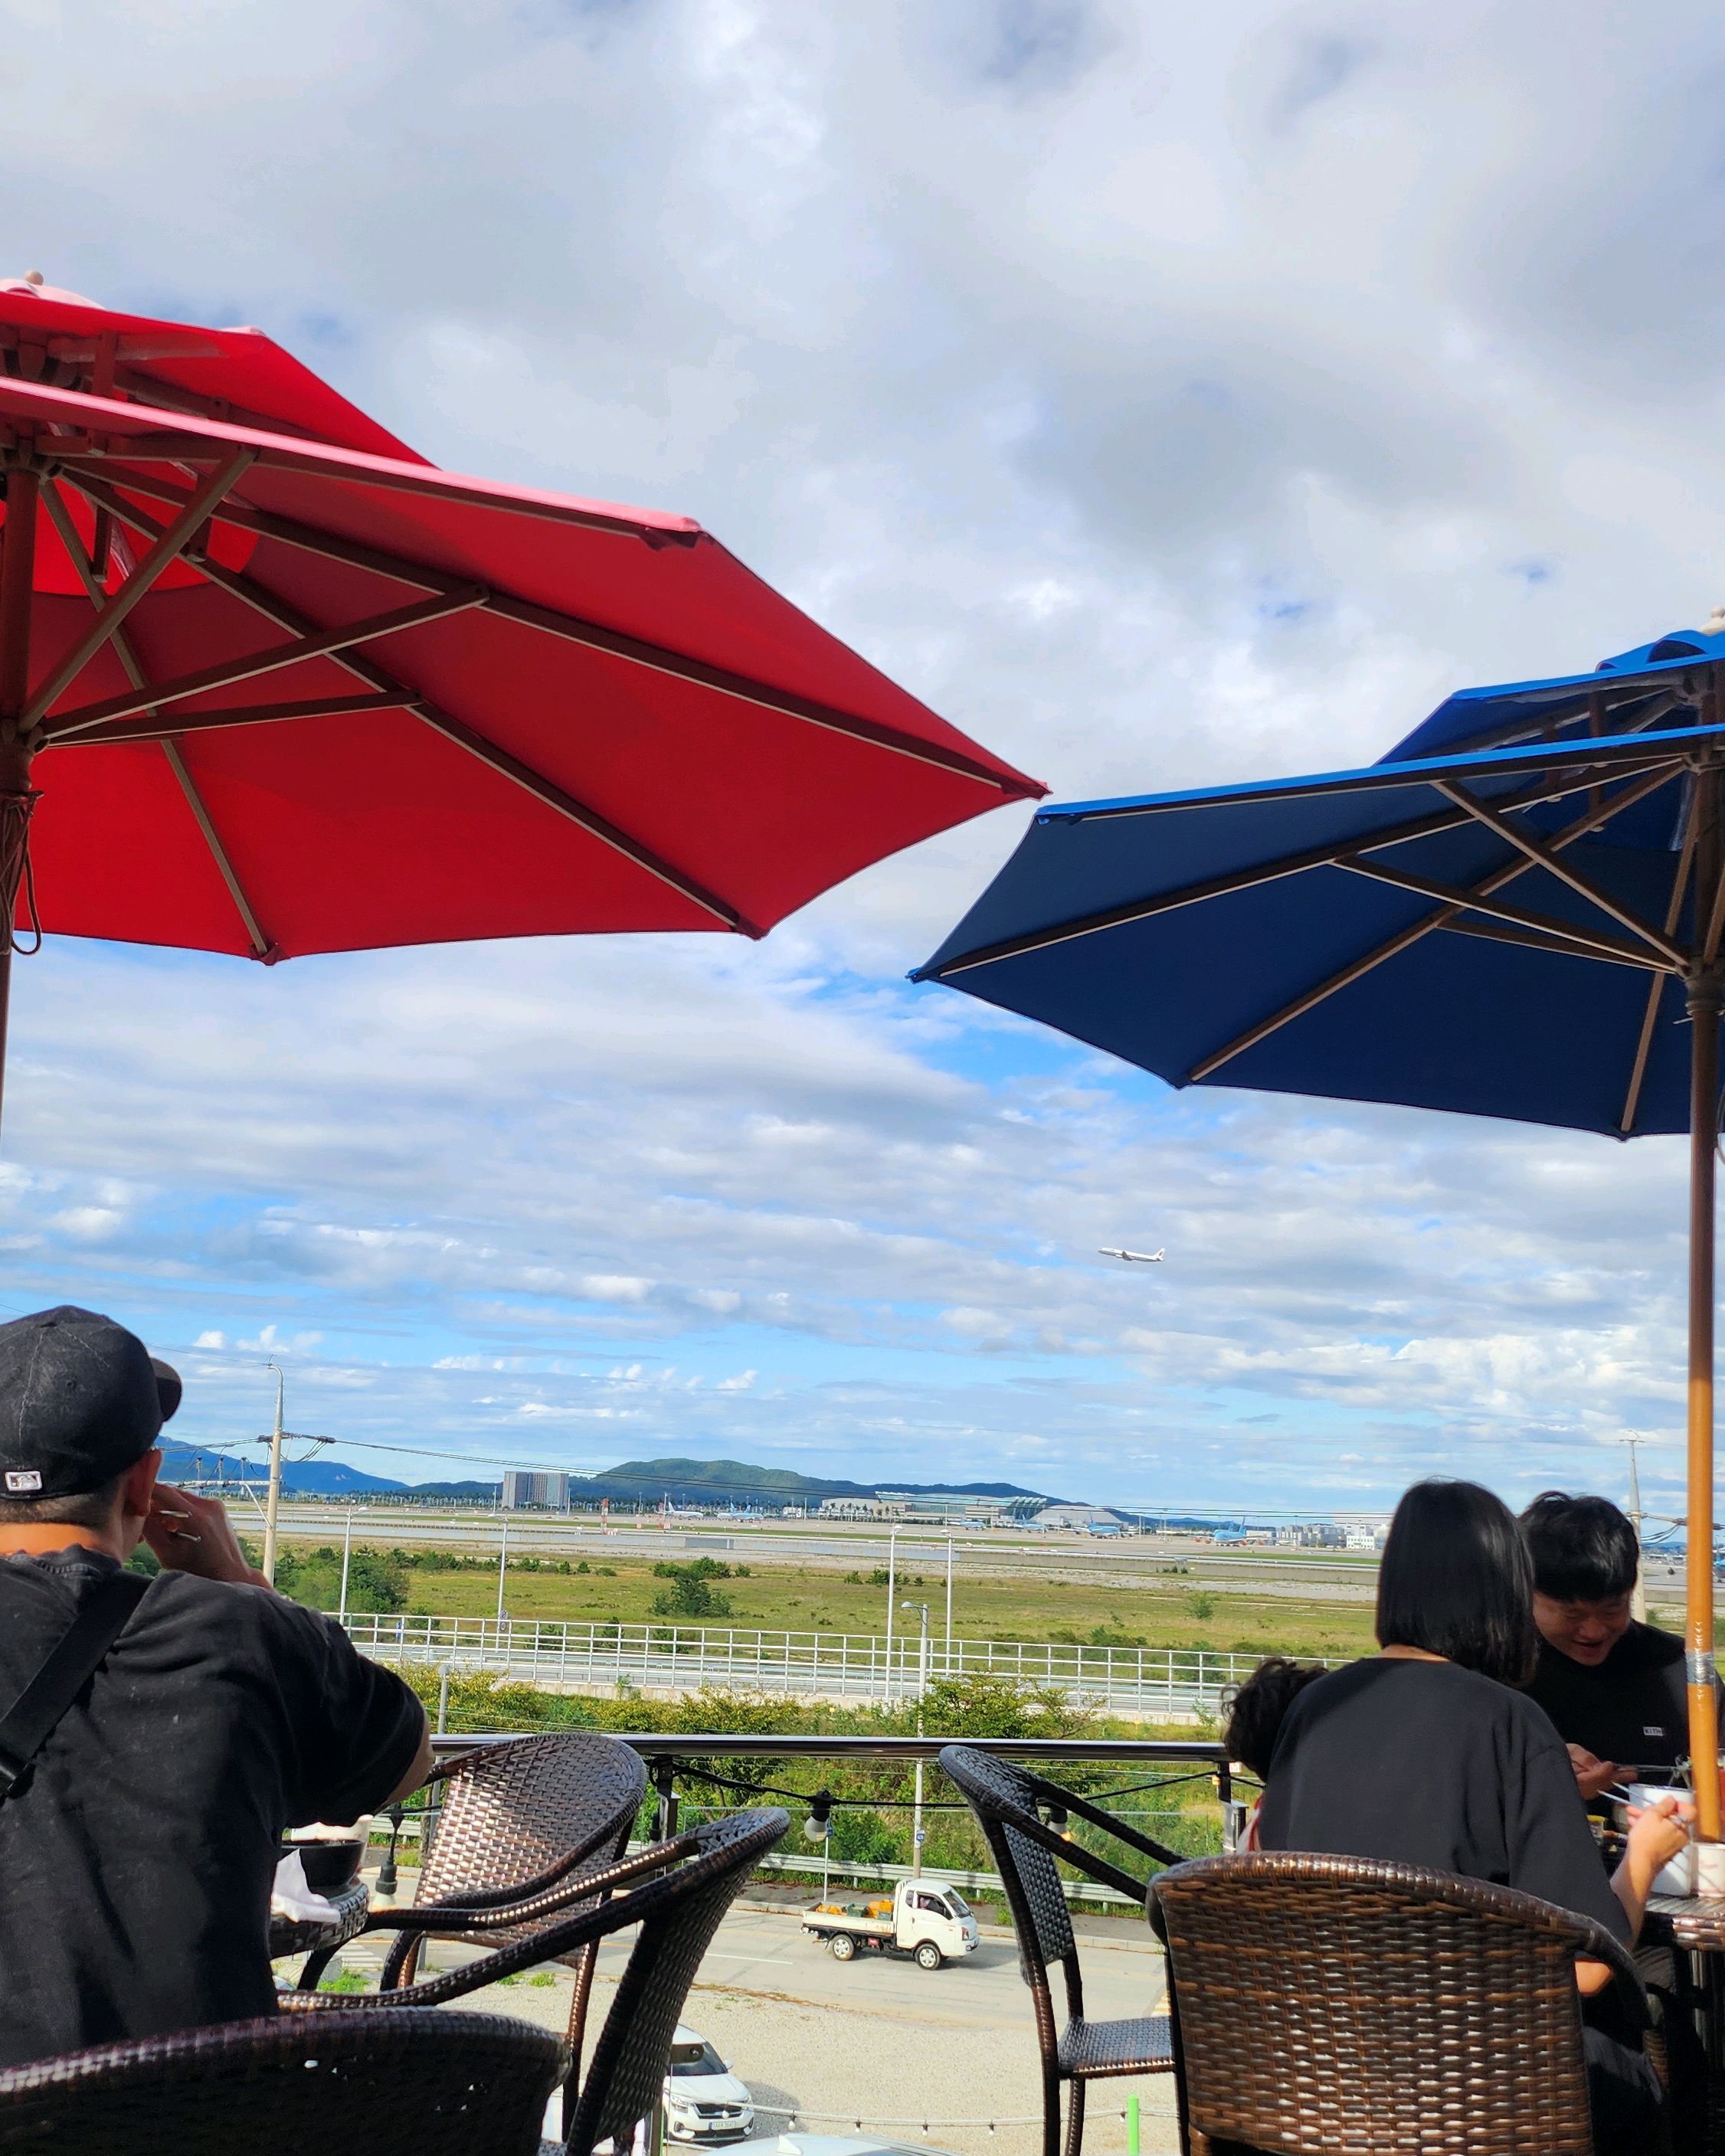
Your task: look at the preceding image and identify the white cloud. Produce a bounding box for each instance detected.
[0,0,1709,1509]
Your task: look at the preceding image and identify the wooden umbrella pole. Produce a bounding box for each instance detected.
[0,458,40,1144]
[1689,755,1724,1842]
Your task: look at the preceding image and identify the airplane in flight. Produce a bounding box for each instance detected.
[1098,1246,1165,1263]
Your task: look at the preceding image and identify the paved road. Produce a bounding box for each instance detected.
[347,1894,1177,2154]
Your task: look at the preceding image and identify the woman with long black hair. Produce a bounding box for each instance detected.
[1259,1479,1687,2155]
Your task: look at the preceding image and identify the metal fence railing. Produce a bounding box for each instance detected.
[341,1613,1277,1716]
[404,1729,1236,1905]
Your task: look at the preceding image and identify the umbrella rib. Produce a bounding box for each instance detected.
[1183,763,1683,1083]
[482,591,1040,798]
[52,443,698,548]
[1439,915,1664,972]
[113,534,761,938]
[1416,685,1681,762]
[38,478,274,960]
[406,701,762,937]
[1621,801,1700,1136]
[21,450,255,729]
[64,463,1043,800]
[38,587,487,741]
[159,741,275,960]
[1334,858,1674,971]
[921,758,1681,978]
[1432,780,1687,967]
[1043,733,1690,824]
[43,692,414,751]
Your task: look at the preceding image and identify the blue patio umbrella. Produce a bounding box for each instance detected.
[915,626,1725,1836]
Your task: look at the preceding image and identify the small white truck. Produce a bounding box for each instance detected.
[800,1880,980,1970]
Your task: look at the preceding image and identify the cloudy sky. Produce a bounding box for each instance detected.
[0,0,1716,1517]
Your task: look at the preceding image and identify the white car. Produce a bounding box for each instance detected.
[663,2026,756,2145]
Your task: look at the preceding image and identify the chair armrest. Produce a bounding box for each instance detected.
[309,1872,663,2012]
[296,1830,696,1991]
[381,1808,631,1919]
[372,1832,704,1991]
[1573,1910,1652,2033]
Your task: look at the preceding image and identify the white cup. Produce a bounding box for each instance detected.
[1613,1784,1697,1896]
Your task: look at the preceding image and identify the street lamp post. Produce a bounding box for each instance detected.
[1617,1437,1649,1623]
[884,1529,898,1700]
[337,1508,354,1625]
[902,1600,930,1877]
[262,1362,284,1586]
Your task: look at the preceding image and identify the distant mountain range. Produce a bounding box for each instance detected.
[581,1458,1066,1507]
[158,1444,1068,1508]
[158,1444,495,1499]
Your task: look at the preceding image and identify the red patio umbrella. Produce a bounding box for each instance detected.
[0,340,1043,1127]
[0,273,423,460]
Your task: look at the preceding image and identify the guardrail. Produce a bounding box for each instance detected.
[344,1613,1272,1716]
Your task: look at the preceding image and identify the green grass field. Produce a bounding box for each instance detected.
[274,1536,1383,1660]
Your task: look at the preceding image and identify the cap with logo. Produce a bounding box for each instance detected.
[0,1306,181,1500]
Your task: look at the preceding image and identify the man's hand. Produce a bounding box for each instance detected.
[1566,1744,1620,1802]
[142,1483,270,1589]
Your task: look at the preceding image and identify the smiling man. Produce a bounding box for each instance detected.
[1520,1491,1694,1802]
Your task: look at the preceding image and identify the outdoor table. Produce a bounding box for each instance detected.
[1640,1893,1725,2151]
[268,1878,370,1963]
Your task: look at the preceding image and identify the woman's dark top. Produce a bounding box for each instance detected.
[1257,1655,1628,1942]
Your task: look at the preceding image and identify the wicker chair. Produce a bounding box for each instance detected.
[1147,1852,1651,2156]
[300,1732,646,2056]
[941,1745,1180,2156]
[0,2006,565,2156]
[293,1805,789,2156]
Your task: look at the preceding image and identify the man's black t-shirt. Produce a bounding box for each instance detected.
[1258,1656,1628,1942]
[1524,1623,1691,1778]
[0,1549,424,2066]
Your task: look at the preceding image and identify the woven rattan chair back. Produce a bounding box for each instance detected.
[565,1807,787,2156]
[943,1745,1176,2156]
[1150,1853,1647,2156]
[941,1747,1078,1984]
[0,2007,565,2156]
[419,1732,646,1908]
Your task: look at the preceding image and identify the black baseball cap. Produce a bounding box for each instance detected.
[0,1306,182,1500]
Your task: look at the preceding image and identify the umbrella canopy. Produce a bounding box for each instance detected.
[0,371,1040,1087]
[0,275,423,460]
[916,632,1725,1839]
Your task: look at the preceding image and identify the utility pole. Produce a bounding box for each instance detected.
[262,1362,284,1585]
[338,1509,354,1626]
[903,1601,930,1876]
[1617,1437,1648,1623]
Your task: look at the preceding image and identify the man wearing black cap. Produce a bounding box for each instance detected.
[0,1305,430,2066]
